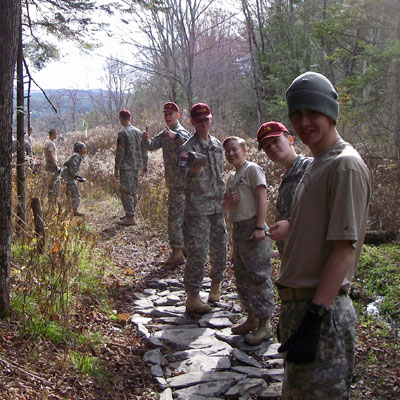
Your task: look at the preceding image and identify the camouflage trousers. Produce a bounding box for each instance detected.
[167,188,185,250]
[119,170,138,217]
[232,218,274,319]
[183,213,227,293]
[280,295,356,400]
[65,181,80,211]
[45,164,60,199]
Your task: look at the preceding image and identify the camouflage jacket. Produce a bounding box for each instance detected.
[61,153,83,182]
[115,124,148,171]
[179,133,225,216]
[142,121,190,189]
[276,154,312,255]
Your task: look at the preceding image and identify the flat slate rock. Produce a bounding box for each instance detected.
[172,379,235,399]
[231,348,263,368]
[165,343,233,362]
[169,354,231,373]
[166,371,244,389]
[224,377,269,398]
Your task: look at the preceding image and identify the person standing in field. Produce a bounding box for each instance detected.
[43,128,60,200]
[114,109,148,226]
[276,71,371,399]
[179,103,226,314]
[141,102,190,265]
[256,121,312,257]
[222,136,274,345]
[61,141,87,217]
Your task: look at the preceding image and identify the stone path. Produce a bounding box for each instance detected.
[130,276,283,399]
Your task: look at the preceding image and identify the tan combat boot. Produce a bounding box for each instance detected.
[231,313,259,335]
[117,216,136,226]
[164,249,185,265]
[244,318,272,345]
[208,280,221,302]
[185,292,211,314]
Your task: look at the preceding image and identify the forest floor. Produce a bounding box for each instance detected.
[1,195,399,399]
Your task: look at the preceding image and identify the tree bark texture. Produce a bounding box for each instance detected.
[0,0,21,318]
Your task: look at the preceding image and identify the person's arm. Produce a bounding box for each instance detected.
[250,185,267,241]
[48,150,57,168]
[142,128,164,151]
[268,219,290,241]
[114,132,125,178]
[312,240,355,308]
[278,240,355,364]
[222,188,240,213]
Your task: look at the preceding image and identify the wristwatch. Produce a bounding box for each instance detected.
[309,303,327,318]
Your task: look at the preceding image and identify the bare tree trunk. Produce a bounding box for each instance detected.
[31,198,45,253]
[0,0,21,318]
[16,13,26,231]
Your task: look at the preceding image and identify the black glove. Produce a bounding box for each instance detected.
[278,305,325,364]
[76,175,86,182]
[57,167,61,174]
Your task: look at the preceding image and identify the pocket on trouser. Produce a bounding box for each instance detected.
[284,354,349,399]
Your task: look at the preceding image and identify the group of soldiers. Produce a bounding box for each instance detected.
[113,71,371,399]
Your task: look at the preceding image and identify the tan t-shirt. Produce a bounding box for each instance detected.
[277,140,371,289]
[226,161,266,222]
[43,138,57,164]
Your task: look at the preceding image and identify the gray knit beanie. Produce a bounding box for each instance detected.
[286,72,339,124]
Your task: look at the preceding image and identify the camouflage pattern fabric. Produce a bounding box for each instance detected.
[61,154,83,212]
[142,121,190,189]
[119,170,139,217]
[280,295,356,399]
[276,155,312,256]
[115,124,148,171]
[232,218,274,319]
[66,182,80,211]
[183,213,226,293]
[179,134,225,216]
[167,189,185,250]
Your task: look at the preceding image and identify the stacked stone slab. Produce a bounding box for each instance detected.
[130,277,283,399]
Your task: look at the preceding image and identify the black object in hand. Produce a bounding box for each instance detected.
[76,176,86,182]
[278,306,325,364]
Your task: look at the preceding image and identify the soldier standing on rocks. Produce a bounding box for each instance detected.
[114,109,148,226]
[43,128,60,200]
[256,121,312,257]
[142,102,190,265]
[222,136,274,345]
[61,141,87,217]
[276,72,371,399]
[178,103,227,314]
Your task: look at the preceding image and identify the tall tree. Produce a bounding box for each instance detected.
[0,0,21,318]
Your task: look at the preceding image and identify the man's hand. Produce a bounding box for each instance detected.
[268,219,290,241]
[141,127,149,140]
[250,228,266,241]
[278,306,324,364]
[190,164,202,173]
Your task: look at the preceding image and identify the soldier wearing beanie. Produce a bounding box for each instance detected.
[114,109,148,225]
[141,102,190,265]
[275,72,371,399]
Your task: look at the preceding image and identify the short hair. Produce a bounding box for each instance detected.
[48,128,57,136]
[119,109,131,119]
[223,136,247,150]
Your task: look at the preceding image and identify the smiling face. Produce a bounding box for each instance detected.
[262,133,294,164]
[223,139,247,170]
[191,117,211,137]
[164,111,179,128]
[290,109,337,154]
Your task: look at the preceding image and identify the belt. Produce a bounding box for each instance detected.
[277,286,348,302]
[232,216,257,228]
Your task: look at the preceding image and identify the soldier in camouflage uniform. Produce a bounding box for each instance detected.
[43,128,60,200]
[257,121,312,256]
[142,102,190,265]
[222,136,274,345]
[178,103,226,314]
[61,142,87,217]
[275,72,370,399]
[114,109,148,226]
